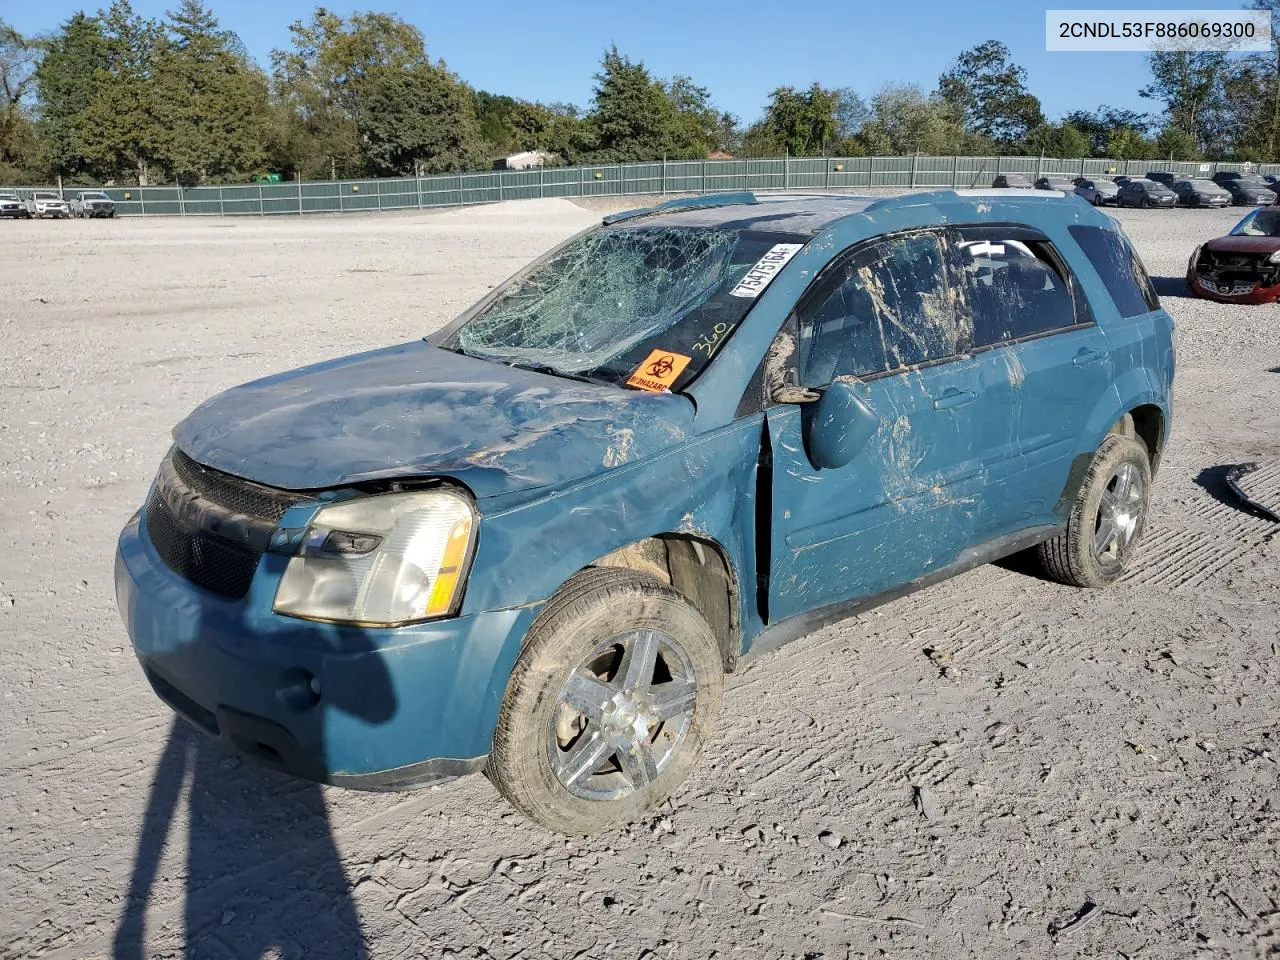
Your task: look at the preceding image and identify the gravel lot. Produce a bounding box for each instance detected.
[1,198,1278,960]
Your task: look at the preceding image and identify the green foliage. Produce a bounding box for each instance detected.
[17,7,1280,184]
[938,40,1043,146]
[361,63,484,175]
[270,9,486,177]
[589,46,678,161]
[855,84,979,156]
[742,84,840,157]
[78,0,168,184]
[1025,121,1090,158]
[35,13,108,178]
[1141,50,1228,154]
[152,1,268,183]
[0,19,40,179]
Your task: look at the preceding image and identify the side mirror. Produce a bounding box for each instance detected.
[802,379,880,470]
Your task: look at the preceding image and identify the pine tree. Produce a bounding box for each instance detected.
[79,0,164,183]
[153,0,267,183]
[589,47,680,162]
[34,13,107,179]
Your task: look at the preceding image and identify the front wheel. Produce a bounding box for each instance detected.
[488,567,724,834]
[1035,435,1152,588]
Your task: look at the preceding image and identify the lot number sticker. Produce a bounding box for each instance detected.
[627,349,693,392]
[728,243,804,298]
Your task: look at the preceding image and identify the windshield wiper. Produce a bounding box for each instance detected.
[508,361,602,385]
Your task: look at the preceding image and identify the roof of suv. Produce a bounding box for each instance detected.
[607,189,1087,236]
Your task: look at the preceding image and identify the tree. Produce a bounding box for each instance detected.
[1024,121,1090,158]
[1141,50,1228,153]
[271,9,484,177]
[152,0,267,182]
[855,84,976,156]
[742,83,840,156]
[938,40,1043,147]
[361,63,484,174]
[35,13,108,179]
[0,20,39,179]
[78,0,165,183]
[1154,124,1199,160]
[1064,107,1153,156]
[588,46,680,161]
[664,75,726,157]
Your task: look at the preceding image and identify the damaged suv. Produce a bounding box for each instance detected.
[1188,206,1280,302]
[116,190,1175,834]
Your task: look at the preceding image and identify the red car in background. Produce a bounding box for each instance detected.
[1187,207,1280,303]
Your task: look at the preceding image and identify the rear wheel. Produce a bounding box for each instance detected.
[1035,435,1152,588]
[488,568,724,834]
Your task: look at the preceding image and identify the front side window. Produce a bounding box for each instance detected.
[798,231,958,386]
[440,224,808,391]
[1069,225,1160,318]
[954,230,1079,346]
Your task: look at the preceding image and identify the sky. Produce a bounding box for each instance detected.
[4,0,1259,124]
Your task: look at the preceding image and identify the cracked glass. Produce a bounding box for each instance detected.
[442,225,809,390]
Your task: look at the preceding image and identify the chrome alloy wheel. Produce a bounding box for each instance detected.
[548,628,697,802]
[1093,462,1145,563]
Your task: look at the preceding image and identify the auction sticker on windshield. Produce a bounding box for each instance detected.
[728,243,805,298]
[627,349,692,392]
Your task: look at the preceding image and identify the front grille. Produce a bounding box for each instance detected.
[169,448,299,522]
[145,449,304,599]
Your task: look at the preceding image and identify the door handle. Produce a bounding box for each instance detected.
[1073,347,1105,366]
[933,388,976,410]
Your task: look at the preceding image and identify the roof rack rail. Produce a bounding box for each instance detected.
[602,191,759,225]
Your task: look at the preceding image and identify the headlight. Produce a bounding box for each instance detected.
[273,489,476,626]
[1269,250,1280,263]
[1189,245,1203,270]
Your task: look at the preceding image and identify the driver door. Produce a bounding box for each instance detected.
[765,230,985,623]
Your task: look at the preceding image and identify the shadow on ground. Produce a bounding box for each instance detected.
[1150,275,1193,299]
[113,720,369,960]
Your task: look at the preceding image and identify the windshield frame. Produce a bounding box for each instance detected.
[431,221,810,392]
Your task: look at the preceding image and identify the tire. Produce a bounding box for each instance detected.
[488,567,724,834]
[1035,434,1153,588]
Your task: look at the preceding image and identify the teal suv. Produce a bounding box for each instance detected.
[116,190,1175,833]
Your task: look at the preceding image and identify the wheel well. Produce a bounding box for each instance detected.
[589,535,740,672]
[1113,405,1165,472]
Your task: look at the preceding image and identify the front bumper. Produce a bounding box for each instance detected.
[1186,271,1280,304]
[115,509,539,789]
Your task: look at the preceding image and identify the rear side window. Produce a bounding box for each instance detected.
[1069,225,1160,318]
[797,231,958,385]
[954,230,1078,346]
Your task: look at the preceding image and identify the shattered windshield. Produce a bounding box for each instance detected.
[441,224,808,391]
[1232,210,1280,237]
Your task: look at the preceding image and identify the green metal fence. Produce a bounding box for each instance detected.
[11,154,1280,217]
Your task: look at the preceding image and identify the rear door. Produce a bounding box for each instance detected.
[766,230,986,622]
[951,225,1114,540]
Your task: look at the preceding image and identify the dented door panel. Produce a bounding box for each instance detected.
[765,361,984,622]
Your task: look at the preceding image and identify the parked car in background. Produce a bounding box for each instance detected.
[25,191,70,219]
[1171,179,1232,208]
[1074,177,1120,206]
[115,189,1175,833]
[1113,176,1132,185]
[71,191,115,218]
[1146,171,1177,186]
[1213,172,1277,205]
[992,173,1034,189]
[1034,176,1076,192]
[1187,206,1280,303]
[0,191,24,218]
[1118,178,1178,208]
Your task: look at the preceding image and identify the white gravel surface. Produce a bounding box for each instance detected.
[1,198,1278,960]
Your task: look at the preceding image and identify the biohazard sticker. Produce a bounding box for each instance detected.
[626,349,692,392]
[728,243,804,298]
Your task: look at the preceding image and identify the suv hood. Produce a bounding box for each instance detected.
[172,340,695,499]
[1204,235,1280,254]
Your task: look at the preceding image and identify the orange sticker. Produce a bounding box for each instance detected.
[626,349,692,393]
